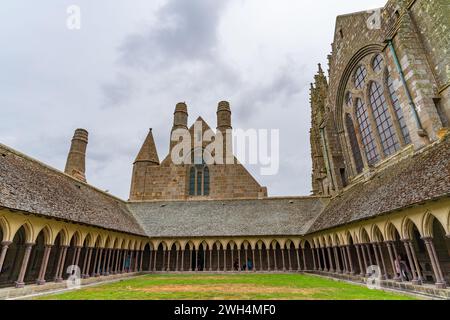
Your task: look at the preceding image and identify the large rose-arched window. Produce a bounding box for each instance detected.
[343,53,411,174]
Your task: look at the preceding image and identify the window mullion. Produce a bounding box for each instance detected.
[364,82,386,160]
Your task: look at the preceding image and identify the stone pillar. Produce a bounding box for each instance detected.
[385,241,398,280]
[259,249,263,271]
[180,250,184,272]
[153,249,157,271]
[281,249,286,272]
[266,248,271,271]
[194,250,198,271]
[96,248,104,276]
[83,248,93,278]
[346,245,354,275]
[273,248,278,271]
[402,240,418,284]
[55,245,68,282]
[252,249,256,272]
[74,246,82,269]
[15,243,34,288]
[0,241,12,273]
[361,244,369,276]
[105,249,112,275]
[311,247,316,271]
[408,241,423,283]
[37,245,53,285]
[333,246,341,273]
[223,249,227,272]
[321,248,328,272]
[167,250,171,272]
[371,243,382,279]
[422,237,446,289]
[327,247,334,273]
[161,250,166,271]
[296,248,301,271]
[217,248,221,272]
[365,244,373,266]
[237,249,241,272]
[340,247,348,273]
[209,249,213,272]
[354,245,363,276]
[203,248,206,272]
[302,248,307,271]
[190,249,193,271]
[245,248,249,272]
[81,247,89,277]
[287,248,292,271]
[377,243,388,280]
[316,248,322,271]
[176,250,179,272]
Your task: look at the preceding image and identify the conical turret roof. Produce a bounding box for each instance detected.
[134,129,160,164]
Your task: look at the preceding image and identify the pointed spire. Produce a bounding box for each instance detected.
[134,129,160,164]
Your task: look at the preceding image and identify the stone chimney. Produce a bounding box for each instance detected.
[65,128,88,182]
[170,102,189,152]
[217,101,232,163]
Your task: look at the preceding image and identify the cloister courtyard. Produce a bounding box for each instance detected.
[34,273,416,300]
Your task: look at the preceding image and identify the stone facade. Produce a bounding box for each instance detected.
[129,101,267,201]
[310,0,450,197]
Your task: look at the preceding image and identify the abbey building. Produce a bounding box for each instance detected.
[0,0,449,299]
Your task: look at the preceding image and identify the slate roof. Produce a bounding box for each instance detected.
[127,197,329,238]
[0,143,146,236]
[308,136,450,233]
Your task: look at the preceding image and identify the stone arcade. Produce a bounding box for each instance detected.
[0,0,449,299]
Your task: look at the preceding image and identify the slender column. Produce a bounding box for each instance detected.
[321,248,328,272]
[407,241,422,283]
[166,250,171,272]
[217,248,221,272]
[252,249,256,272]
[109,249,116,274]
[153,249,157,271]
[365,244,373,265]
[37,245,53,285]
[84,248,93,278]
[80,247,88,277]
[161,250,166,271]
[15,242,34,288]
[422,237,446,288]
[266,248,271,271]
[361,244,369,276]
[129,251,135,272]
[180,249,184,271]
[372,243,382,278]
[237,249,241,272]
[105,249,112,275]
[346,245,355,275]
[53,246,64,282]
[231,249,234,271]
[377,243,388,280]
[194,250,198,271]
[296,248,301,271]
[259,249,263,271]
[403,240,418,283]
[190,249,193,271]
[176,250,179,272]
[0,241,12,273]
[55,246,68,282]
[327,247,334,273]
[96,248,104,276]
[311,247,316,270]
[223,248,227,272]
[245,248,249,272]
[209,249,212,271]
[74,246,82,268]
[281,249,286,272]
[316,248,322,271]
[203,248,206,272]
[340,247,348,273]
[302,248,307,271]
[333,247,341,273]
[385,242,397,280]
[354,245,363,276]
[115,250,120,273]
[287,248,292,271]
[273,248,278,271]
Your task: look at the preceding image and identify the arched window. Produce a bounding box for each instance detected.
[387,74,411,144]
[345,113,364,174]
[188,149,210,196]
[355,98,379,165]
[372,54,384,73]
[368,81,400,156]
[354,66,367,89]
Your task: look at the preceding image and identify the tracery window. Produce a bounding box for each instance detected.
[343,53,411,174]
[188,149,210,196]
[355,98,379,165]
[369,81,400,156]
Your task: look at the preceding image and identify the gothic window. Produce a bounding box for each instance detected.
[387,74,411,144]
[345,113,364,174]
[346,92,353,107]
[369,81,400,156]
[188,149,210,196]
[354,66,367,89]
[355,98,379,165]
[372,54,384,73]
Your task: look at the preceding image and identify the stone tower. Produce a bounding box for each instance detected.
[216,101,233,163]
[170,102,188,152]
[65,128,88,182]
[129,129,160,200]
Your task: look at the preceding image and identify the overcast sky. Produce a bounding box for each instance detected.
[0,0,387,199]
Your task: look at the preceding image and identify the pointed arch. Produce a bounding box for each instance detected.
[401,217,421,240]
[0,216,11,242]
[422,211,447,238]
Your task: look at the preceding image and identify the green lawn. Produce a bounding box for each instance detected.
[37,273,416,300]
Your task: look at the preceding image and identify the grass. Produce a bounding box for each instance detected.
[36,273,416,300]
